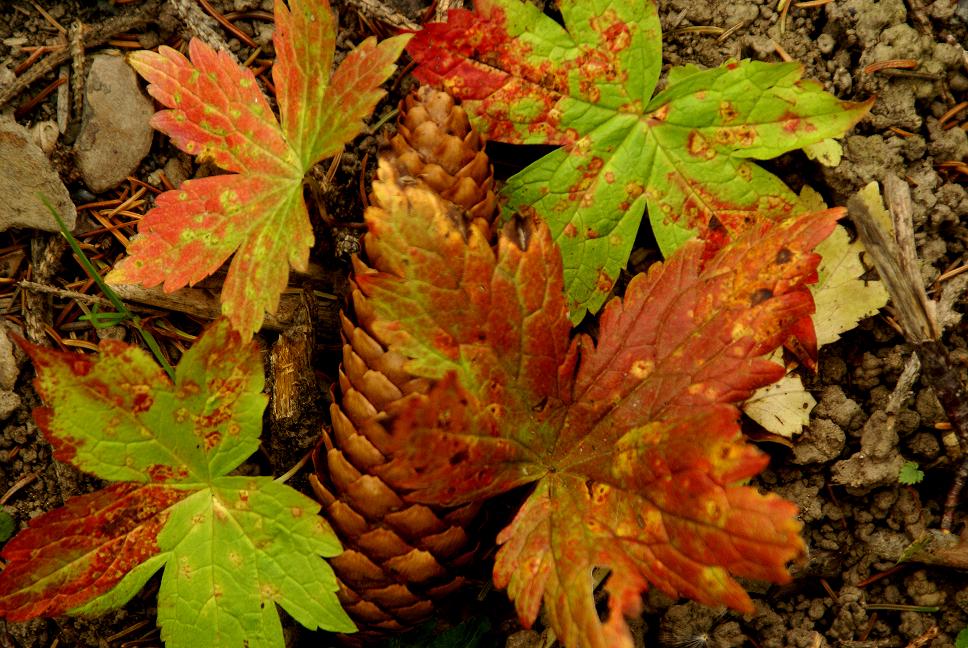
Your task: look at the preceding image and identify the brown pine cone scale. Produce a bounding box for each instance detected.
[389,85,497,225]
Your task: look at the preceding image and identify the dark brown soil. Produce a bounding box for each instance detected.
[0,1,967,647]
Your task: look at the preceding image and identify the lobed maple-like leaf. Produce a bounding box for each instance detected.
[107,0,409,337]
[407,0,871,321]
[0,319,354,648]
[355,160,840,648]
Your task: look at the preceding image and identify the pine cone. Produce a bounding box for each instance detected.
[310,87,497,638]
[388,85,497,226]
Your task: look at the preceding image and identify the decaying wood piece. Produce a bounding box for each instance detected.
[167,0,236,61]
[266,293,323,477]
[23,236,67,345]
[341,0,420,31]
[849,175,968,534]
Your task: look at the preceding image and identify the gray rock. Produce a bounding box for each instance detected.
[75,52,154,193]
[0,117,76,232]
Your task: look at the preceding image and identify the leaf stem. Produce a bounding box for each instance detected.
[39,194,175,380]
[274,449,312,483]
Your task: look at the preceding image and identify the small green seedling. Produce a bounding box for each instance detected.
[899,461,925,485]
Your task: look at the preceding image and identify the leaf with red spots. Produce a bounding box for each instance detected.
[351,161,841,648]
[0,319,354,647]
[107,0,409,337]
[407,0,871,321]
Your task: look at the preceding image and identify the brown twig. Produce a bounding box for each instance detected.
[876,69,941,81]
[0,0,162,109]
[28,0,66,35]
[341,0,422,31]
[168,0,237,59]
[196,0,258,48]
[69,20,86,122]
[778,0,791,33]
[0,472,38,506]
[863,59,919,75]
[14,45,62,76]
[939,101,968,128]
[715,21,744,42]
[19,279,340,336]
[905,0,934,37]
[13,76,66,119]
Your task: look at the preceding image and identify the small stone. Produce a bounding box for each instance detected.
[75,52,154,193]
[0,391,21,421]
[95,326,127,342]
[8,426,27,445]
[929,0,957,18]
[163,156,190,188]
[0,323,23,390]
[817,33,836,54]
[29,120,59,156]
[908,432,941,459]
[831,412,906,490]
[0,116,77,232]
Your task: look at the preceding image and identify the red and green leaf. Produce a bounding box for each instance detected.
[108,0,409,337]
[0,320,354,647]
[407,0,871,321]
[356,160,839,648]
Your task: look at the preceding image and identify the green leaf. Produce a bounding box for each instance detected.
[0,319,353,647]
[388,618,494,648]
[956,627,968,648]
[407,0,871,321]
[0,510,15,543]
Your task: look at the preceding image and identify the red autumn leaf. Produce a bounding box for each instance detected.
[107,0,409,337]
[0,483,185,621]
[355,160,840,648]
